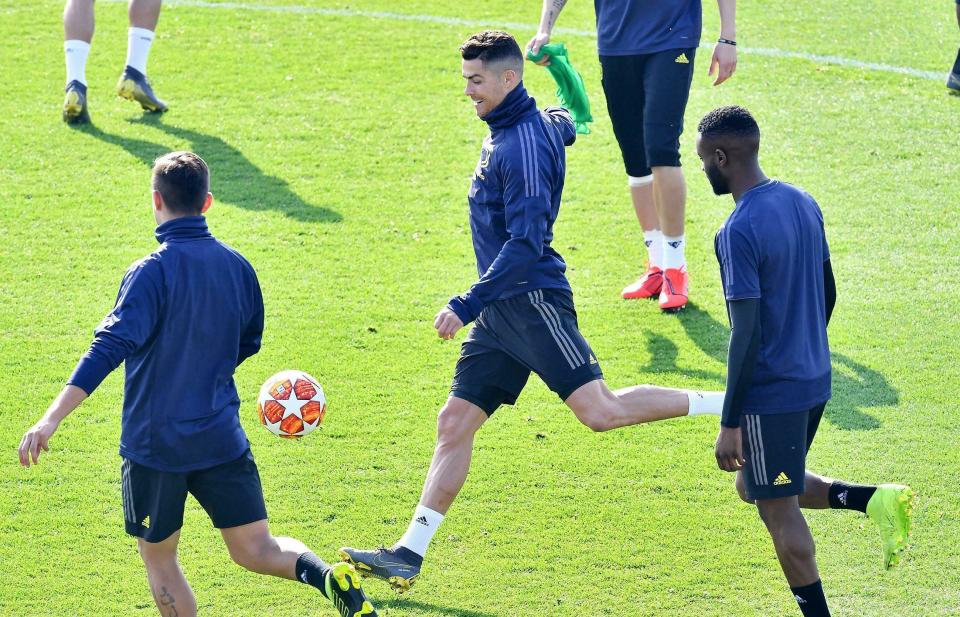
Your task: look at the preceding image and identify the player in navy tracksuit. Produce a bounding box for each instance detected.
[18,152,377,617]
[339,30,725,591]
[698,106,914,617]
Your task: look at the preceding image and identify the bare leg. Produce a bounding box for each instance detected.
[564,379,697,432]
[630,182,659,232]
[418,397,488,514]
[64,0,94,42]
[220,519,309,579]
[756,496,820,587]
[651,166,686,237]
[138,531,198,617]
[798,471,833,509]
[129,0,161,30]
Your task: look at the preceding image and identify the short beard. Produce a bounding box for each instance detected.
[705,166,730,195]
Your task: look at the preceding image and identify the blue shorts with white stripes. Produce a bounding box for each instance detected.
[741,403,826,500]
[450,287,604,415]
[121,448,267,543]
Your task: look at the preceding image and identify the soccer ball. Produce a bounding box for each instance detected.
[257,370,327,438]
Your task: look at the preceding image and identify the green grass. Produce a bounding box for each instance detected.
[2,0,959,615]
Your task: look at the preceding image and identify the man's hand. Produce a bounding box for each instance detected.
[715,425,744,472]
[434,307,464,340]
[708,41,737,86]
[526,32,552,65]
[18,417,60,467]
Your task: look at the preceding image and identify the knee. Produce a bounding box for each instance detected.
[575,405,617,432]
[436,400,481,445]
[757,509,815,561]
[227,537,274,572]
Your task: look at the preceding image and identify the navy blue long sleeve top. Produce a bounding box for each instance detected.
[447,84,577,325]
[68,216,263,472]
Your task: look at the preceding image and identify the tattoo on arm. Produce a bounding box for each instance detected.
[542,0,566,31]
[159,587,179,617]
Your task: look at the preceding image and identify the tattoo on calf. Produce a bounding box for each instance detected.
[159,586,179,617]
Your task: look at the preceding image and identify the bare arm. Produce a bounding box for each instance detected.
[709,0,738,85]
[18,385,88,467]
[526,0,569,62]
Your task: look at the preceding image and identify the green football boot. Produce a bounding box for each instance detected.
[338,546,421,592]
[866,483,915,569]
[116,66,168,112]
[325,562,378,617]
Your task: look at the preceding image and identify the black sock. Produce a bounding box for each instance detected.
[828,481,876,513]
[791,580,830,617]
[295,552,332,599]
[953,47,960,75]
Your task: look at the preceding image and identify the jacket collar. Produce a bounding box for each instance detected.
[155,215,213,244]
[483,83,538,130]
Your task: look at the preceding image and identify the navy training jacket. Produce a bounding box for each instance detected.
[448,83,577,325]
[68,216,263,472]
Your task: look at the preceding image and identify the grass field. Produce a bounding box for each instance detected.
[2,0,960,615]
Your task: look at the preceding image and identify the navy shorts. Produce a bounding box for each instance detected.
[741,404,826,500]
[599,48,697,177]
[121,448,268,543]
[451,288,604,415]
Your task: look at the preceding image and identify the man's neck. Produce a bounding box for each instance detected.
[730,166,768,202]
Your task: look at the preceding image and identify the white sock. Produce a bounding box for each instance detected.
[686,390,724,416]
[662,234,686,270]
[643,229,662,269]
[65,40,91,86]
[125,27,155,75]
[397,504,444,557]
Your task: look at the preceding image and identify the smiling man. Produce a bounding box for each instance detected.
[338,30,725,592]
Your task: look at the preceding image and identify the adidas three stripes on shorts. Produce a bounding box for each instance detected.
[740,403,827,500]
[450,287,604,415]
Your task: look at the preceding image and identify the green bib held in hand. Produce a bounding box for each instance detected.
[526,43,593,135]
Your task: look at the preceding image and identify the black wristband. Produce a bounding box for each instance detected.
[718,37,737,46]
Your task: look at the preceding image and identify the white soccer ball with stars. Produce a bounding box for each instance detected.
[257,370,327,438]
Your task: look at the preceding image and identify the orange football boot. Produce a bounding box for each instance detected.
[659,267,688,311]
[622,266,663,299]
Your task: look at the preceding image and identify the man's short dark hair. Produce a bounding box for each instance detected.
[460,30,523,74]
[697,105,760,141]
[152,151,209,214]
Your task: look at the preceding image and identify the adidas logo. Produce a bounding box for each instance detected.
[795,595,806,605]
[666,240,683,249]
[675,53,689,64]
[589,354,599,365]
[837,489,849,506]
[773,472,791,486]
[299,570,309,583]
[415,515,430,526]
[644,240,653,248]
[141,515,150,529]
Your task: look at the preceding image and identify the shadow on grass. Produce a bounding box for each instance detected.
[375,597,497,617]
[73,116,341,223]
[642,302,898,430]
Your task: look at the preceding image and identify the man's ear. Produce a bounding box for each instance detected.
[152,189,163,212]
[715,148,728,168]
[200,192,213,214]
